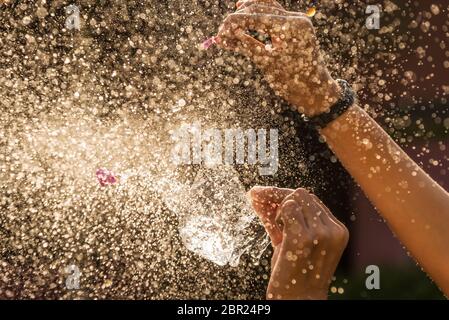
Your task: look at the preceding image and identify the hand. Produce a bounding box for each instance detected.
[249,186,349,300]
[216,0,341,117]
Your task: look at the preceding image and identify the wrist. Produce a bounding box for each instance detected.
[304,79,356,129]
[318,79,342,115]
[295,79,341,118]
[320,104,363,135]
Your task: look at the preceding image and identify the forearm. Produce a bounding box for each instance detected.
[320,105,449,296]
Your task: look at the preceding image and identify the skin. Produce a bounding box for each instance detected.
[218,0,341,117]
[218,0,449,297]
[250,187,349,300]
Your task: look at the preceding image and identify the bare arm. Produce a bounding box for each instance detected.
[321,105,449,295]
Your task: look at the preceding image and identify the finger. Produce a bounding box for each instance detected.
[307,195,349,284]
[237,32,271,57]
[270,242,281,269]
[239,4,287,17]
[219,12,312,38]
[217,13,311,57]
[238,1,284,12]
[300,194,330,252]
[275,188,320,230]
[249,186,294,205]
[217,12,279,43]
[216,14,269,56]
[227,11,297,28]
[275,191,300,229]
[237,0,284,10]
[270,200,311,285]
[217,27,266,57]
[249,186,293,245]
[312,226,349,288]
[252,199,283,246]
[300,195,334,275]
[238,2,307,18]
[236,5,306,51]
[215,35,241,53]
[278,199,307,238]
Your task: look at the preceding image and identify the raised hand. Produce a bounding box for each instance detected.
[216,1,341,116]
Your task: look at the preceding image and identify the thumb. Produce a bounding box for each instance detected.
[216,14,267,57]
[269,200,305,288]
[249,186,293,246]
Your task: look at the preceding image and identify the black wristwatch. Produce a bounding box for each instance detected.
[303,79,356,129]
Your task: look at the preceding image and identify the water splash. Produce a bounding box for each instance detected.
[93,165,269,267]
[162,165,270,267]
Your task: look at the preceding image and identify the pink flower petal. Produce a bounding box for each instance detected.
[201,36,218,50]
[96,168,118,187]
